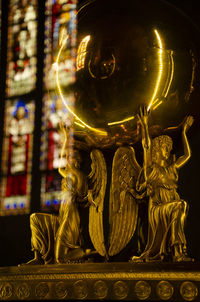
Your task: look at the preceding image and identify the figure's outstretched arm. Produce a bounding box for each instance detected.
[137,107,152,182]
[58,122,71,177]
[175,116,193,169]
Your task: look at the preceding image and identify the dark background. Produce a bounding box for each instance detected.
[0,0,200,267]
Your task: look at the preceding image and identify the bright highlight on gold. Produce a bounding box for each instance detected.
[108,116,135,126]
[56,35,108,136]
[148,29,163,111]
[74,121,85,128]
[76,35,91,71]
[148,30,174,112]
[56,29,174,135]
[164,50,174,98]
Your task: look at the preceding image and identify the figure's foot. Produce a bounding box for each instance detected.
[172,245,194,262]
[56,248,99,264]
[130,254,164,263]
[19,257,44,266]
[129,256,145,263]
[173,254,194,262]
[85,249,98,257]
[62,248,90,263]
[65,259,85,264]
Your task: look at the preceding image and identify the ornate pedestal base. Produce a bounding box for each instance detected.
[0,263,199,301]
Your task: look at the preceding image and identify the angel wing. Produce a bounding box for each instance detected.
[108,146,141,256]
[88,149,107,257]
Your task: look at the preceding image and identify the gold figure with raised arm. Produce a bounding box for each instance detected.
[131,107,194,262]
[25,125,91,265]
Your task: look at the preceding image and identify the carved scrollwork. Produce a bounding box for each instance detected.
[180,281,198,301]
[135,281,151,300]
[35,282,49,299]
[55,281,68,299]
[93,280,108,299]
[156,281,174,300]
[73,280,88,300]
[16,283,31,300]
[0,282,13,300]
[113,281,129,299]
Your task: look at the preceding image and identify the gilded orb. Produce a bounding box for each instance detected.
[63,0,200,141]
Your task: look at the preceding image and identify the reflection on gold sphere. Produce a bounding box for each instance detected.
[64,0,200,141]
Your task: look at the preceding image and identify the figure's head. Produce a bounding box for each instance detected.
[55,98,64,111]
[13,100,28,119]
[67,149,82,169]
[50,97,66,113]
[152,135,173,163]
[16,106,26,119]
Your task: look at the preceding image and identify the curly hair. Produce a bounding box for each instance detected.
[152,135,173,163]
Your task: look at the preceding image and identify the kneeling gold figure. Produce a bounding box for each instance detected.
[26,137,91,264]
[131,108,194,262]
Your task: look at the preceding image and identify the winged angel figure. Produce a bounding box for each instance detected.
[88,146,146,259]
[108,146,146,257]
[87,149,107,258]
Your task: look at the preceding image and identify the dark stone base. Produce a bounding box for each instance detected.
[0,262,200,300]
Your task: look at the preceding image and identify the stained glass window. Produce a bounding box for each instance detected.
[40,92,68,212]
[41,0,77,211]
[0,99,35,215]
[40,92,75,211]
[0,0,77,215]
[6,0,38,96]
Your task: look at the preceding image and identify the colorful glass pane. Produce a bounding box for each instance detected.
[44,0,76,90]
[41,172,62,213]
[0,99,35,215]
[6,0,37,96]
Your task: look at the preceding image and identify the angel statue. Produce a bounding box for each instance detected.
[24,126,92,265]
[131,107,194,262]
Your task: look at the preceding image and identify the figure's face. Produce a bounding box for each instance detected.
[160,143,171,160]
[16,106,26,119]
[55,98,63,111]
[68,151,81,169]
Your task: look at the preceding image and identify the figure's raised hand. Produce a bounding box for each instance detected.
[137,106,149,128]
[59,121,70,139]
[59,121,65,133]
[183,116,194,133]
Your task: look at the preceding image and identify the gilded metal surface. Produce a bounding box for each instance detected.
[156,281,174,300]
[131,108,193,262]
[0,264,200,300]
[180,282,198,301]
[108,146,141,256]
[2,270,200,281]
[135,280,151,300]
[88,149,107,257]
